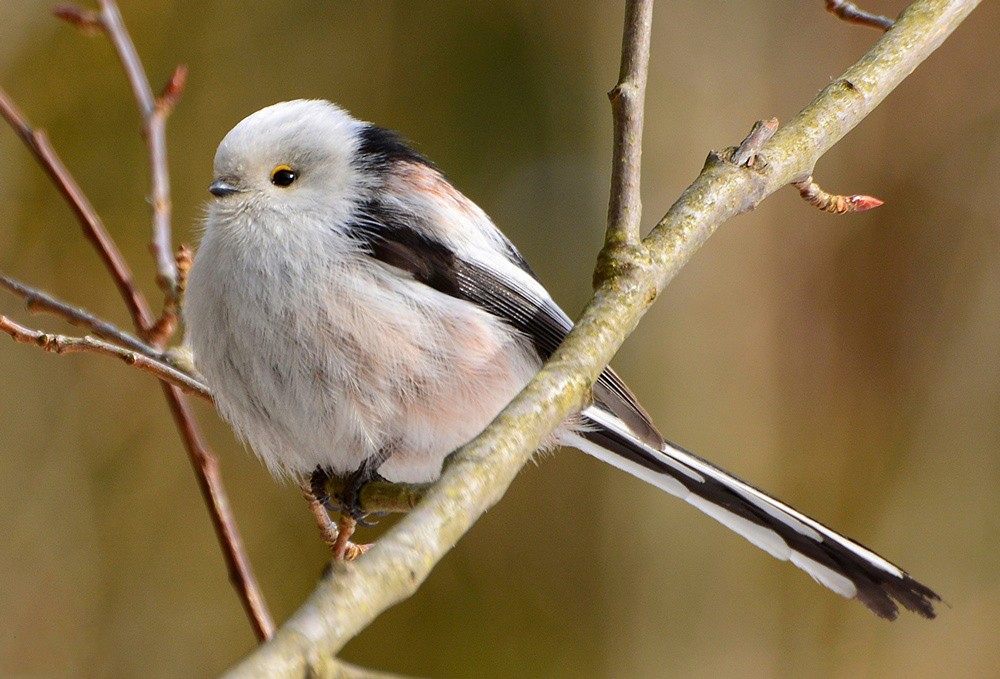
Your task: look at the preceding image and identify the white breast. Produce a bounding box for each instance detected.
[185,207,539,482]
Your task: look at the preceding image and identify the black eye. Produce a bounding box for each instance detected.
[270,165,298,187]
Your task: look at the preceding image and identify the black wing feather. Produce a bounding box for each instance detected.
[348,198,663,448]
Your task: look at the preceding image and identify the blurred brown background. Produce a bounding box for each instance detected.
[1,1,998,677]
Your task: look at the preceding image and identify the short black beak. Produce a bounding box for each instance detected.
[209,178,240,197]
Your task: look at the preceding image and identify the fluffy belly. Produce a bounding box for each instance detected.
[190,260,539,482]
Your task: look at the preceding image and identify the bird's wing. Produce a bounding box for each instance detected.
[348,199,663,448]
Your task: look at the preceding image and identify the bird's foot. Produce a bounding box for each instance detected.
[336,465,388,527]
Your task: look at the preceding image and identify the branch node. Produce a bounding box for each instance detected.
[593,241,648,289]
[792,175,884,214]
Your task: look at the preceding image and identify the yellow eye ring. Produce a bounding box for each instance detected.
[270,165,298,187]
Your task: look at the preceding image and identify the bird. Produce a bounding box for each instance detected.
[184,99,939,620]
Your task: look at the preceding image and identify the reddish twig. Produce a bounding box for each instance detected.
[0,272,210,395]
[1,271,156,354]
[0,314,212,399]
[56,1,186,345]
[825,0,895,31]
[0,87,155,334]
[52,5,102,32]
[175,244,193,298]
[793,174,884,214]
[162,388,274,641]
[2,9,275,642]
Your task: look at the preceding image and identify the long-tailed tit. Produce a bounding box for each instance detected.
[185,99,939,620]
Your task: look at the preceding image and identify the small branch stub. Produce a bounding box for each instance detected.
[825,0,896,31]
[793,175,884,214]
[52,5,103,33]
[322,476,430,516]
[730,118,779,168]
[157,64,188,113]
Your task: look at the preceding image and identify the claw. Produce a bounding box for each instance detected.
[336,466,386,525]
[309,466,337,511]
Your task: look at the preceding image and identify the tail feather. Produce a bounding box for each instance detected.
[566,406,939,620]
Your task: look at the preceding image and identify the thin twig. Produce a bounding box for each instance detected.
[101,0,184,326]
[1,271,156,354]
[826,0,896,31]
[160,386,276,642]
[0,315,211,399]
[56,1,185,342]
[0,272,211,397]
[0,87,154,334]
[227,0,980,674]
[602,0,653,253]
[3,15,275,641]
[792,174,884,213]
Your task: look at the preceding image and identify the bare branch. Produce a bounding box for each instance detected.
[600,0,653,256]
[92,0,156,114]
[0,272,211,398]
[160,386,276,642]
[0,87,155,333]
[98,0,183,313]
[56,1,186,335]
[0,271,156,354]
[227,0,980,675]
[826,0,896,30]
[0,314,211,399]
[3,8,276,641]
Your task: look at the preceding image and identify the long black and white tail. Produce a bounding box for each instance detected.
[564,405,939,620]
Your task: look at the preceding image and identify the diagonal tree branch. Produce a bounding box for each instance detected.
[225,0,979,675]
[0,87,155,334]
[0,314,211,400]
[0,271,159,355]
